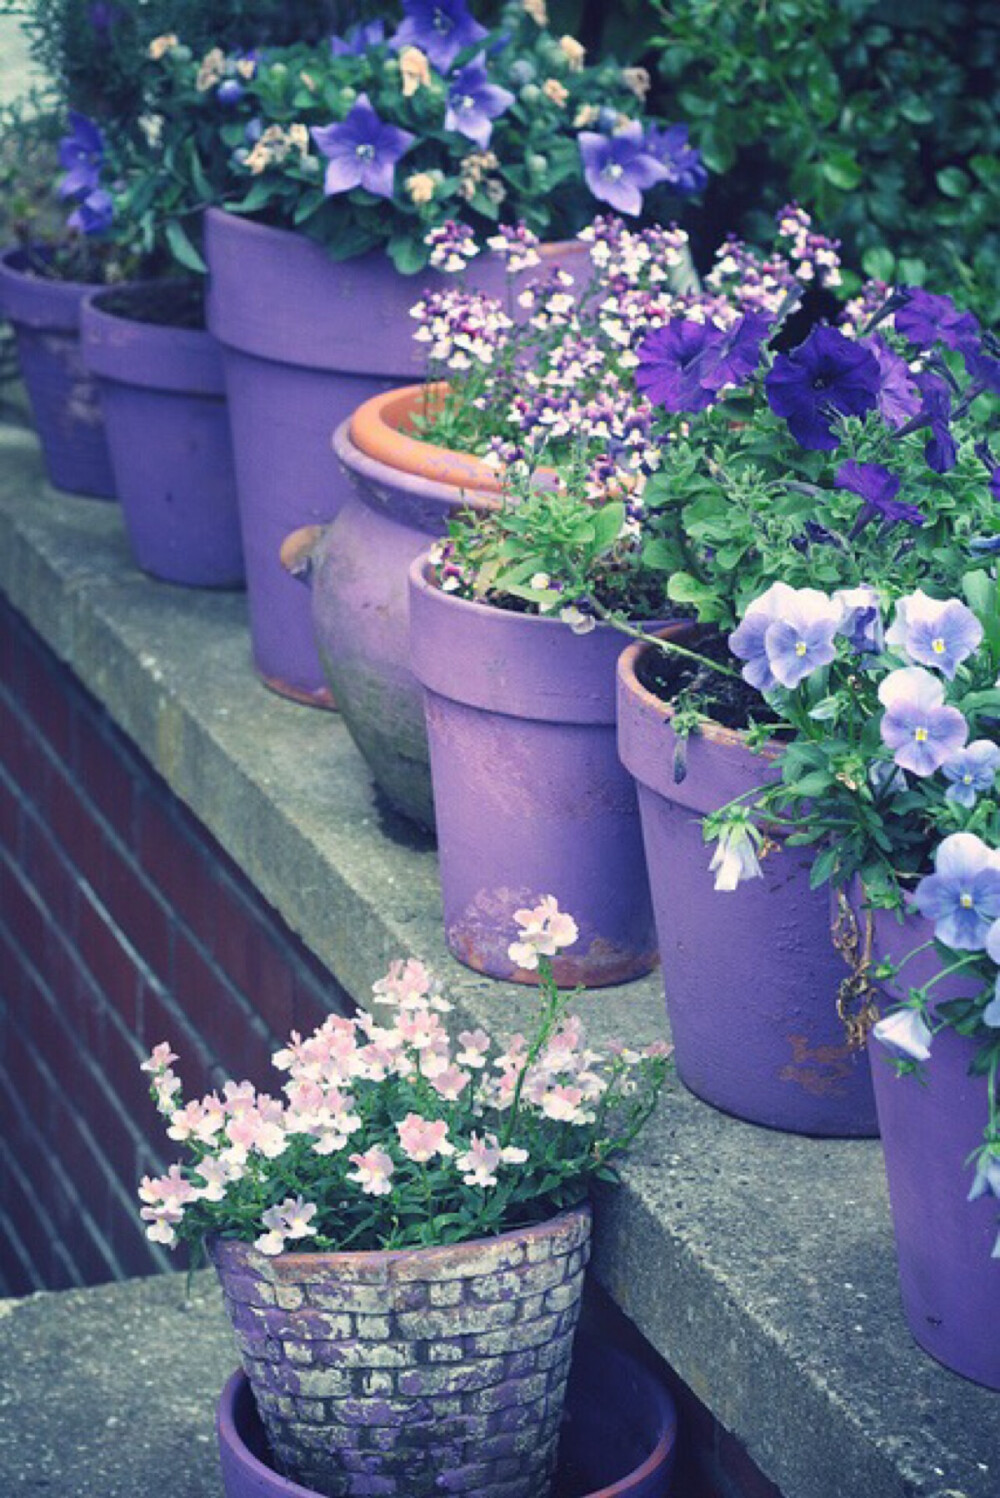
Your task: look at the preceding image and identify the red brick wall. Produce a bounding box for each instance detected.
[0,595,351,1297]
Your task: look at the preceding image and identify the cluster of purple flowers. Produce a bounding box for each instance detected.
[57,112,113,237]
[730,581,987,779]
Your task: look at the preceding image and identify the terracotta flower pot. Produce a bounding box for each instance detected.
[81,285,244,587]
[858,895,1000,1388]
[206,209,585,706]
[616,629,877,1136]
[408,556,659,987]
[217,1330,678,1498]
[0,247,116,498]
[283,382,499,828]
[210,1206,591,1498]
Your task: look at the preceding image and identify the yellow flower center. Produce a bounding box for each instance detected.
[914,725,929,742]
[931,636,946,654]
[795,641,808,656]
[960,892,974,909]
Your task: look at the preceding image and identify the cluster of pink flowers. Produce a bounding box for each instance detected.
[137,902,670,1256]
[410,288,513,370]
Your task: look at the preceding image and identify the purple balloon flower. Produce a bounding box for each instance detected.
[643,123,708,196]
[329,20,386,57]
[837,459,924,535]
[894,287,980,355]
[873,1008,933,1062]
[885,590,983,679]
[578,124,671,217]
[217,78,245,105]
[311,95,415,200]
[67,187,113,236]
[58,111,105,200]
[878,666,968,776]
[765,325,880,451]
[634,320,718,413]
[942,741,1000,809]
[390,0,487,74]
[445,55,514,149]
[912,832,1000,949]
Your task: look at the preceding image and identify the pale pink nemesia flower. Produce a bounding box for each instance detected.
[396,1113,456,1162]
[348,1146,396,1196]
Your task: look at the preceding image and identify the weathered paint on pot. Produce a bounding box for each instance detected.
[0,247,116,498]
[210,1206,592,1498]
[217,1332,677,1498]
[205,210,586,707]
[81,287,244,587]
[283,387,497,827]
[860,897,1000,1388]
[617,632,877,1136]
[408,558,658,987]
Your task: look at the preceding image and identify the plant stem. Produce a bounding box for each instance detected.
[588,601,743,681]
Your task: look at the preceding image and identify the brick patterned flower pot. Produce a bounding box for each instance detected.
[209,1205,592,1498]
[217,1331,678,1498]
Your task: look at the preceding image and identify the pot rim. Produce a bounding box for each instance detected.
[617,627,781,759]
[409,549,596,633]
[210,1200,591,1274]
[333,413,500,514]
[348,381,505,493]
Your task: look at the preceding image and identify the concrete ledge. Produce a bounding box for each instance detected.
[1,423,997,1498]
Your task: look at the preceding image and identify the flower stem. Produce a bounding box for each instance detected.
[588,602,743,681]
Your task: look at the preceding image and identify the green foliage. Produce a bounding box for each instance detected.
[651,0,1000,320]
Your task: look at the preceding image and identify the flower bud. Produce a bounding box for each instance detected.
[519,83,541,106]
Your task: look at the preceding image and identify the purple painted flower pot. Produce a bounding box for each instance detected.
[283,395,497,830]
[616,635,877,1136]
[210,1207,592,1498]
[860,898,1000,1388]
[409,559,658,987]
[205,209,586,707]
[81,287,244,587]
[0,247,116,498]
[218,1334,677,1498]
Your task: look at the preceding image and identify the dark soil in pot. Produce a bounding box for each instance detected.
[92,278,205,328]
[635,627,782,733]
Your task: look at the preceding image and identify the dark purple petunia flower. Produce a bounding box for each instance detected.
[390,0,487,74]
[894,286,980,354]
[634,320,719,413]
[311,95,415,200]
[863,334,921,429]
[67,187,113,236]
[329,20,386,57]
[914,371,957,474]
[694,311,772,393]
[643,123,707,196]
[964,344,1000,396]
[444,55,514,149]
[578,124,671,217]
[58,111,105,200]
[837,459,924,534]
[765,325,880,450]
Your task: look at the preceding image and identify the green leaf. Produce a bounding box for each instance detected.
[936,166,970,199]
[164,219,207,274]
[821,151,862,191]
[386,234,428,275]
[862,245,896,282]
[589,502,626,555]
